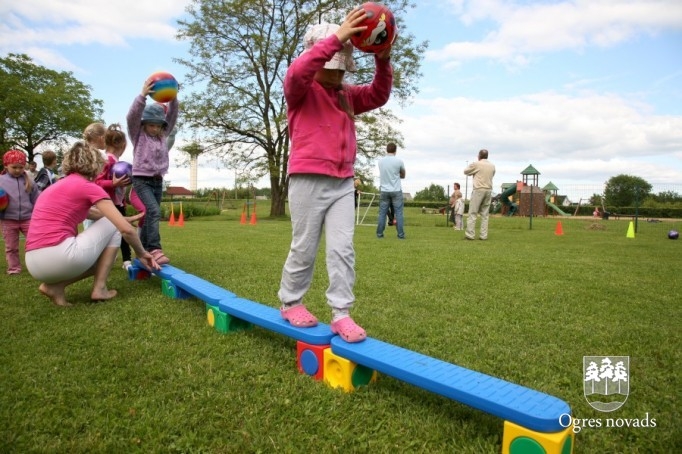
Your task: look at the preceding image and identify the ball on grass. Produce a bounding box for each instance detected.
[668,230,679,240]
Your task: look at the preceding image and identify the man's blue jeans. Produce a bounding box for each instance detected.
[377,191,405,238]
[132,176,163,250]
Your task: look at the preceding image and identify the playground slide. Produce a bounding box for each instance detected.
[492,184,518,216]
[545,194,571,216]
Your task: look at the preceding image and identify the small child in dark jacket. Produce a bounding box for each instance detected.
[0,150,40,274]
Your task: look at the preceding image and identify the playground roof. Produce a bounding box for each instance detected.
[521,164,540,175]
[543,181,559,191]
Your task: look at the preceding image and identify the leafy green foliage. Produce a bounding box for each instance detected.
[175,0,427,216]
[604,174,652,208]
[414,183,447,201]
[0,53,103,164]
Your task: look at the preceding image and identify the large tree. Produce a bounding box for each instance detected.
[176,0,426,216]
[603,174,652,208]
[414,183,447,202]
[0,54,103,164]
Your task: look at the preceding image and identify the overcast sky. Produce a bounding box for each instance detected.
[2,0,681,198]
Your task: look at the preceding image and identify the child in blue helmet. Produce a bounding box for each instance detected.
[126,79,179,265]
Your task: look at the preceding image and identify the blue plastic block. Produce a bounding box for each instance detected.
[330,337,570,433]
[170,273,236,304]
[217,297,334,345]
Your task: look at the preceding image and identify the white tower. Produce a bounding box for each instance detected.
[189,156,198,192]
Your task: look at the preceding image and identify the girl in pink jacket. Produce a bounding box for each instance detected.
[278,9,393,343]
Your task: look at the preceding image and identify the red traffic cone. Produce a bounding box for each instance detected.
[169,204,176,226]
[250,211,257,225]
[555,221,564,236]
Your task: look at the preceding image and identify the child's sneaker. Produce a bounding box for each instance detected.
[122,260,132,271]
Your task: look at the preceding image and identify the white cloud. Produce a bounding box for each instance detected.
[394,90,682,194]
[429,0,682,65]
[0,0,190,64]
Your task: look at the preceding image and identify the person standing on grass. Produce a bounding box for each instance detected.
[0,150,40,275]
[277,9,393,343]
[94,124,133,271]
[450,182,464,231]
[463,149,495,240]
[376,142,406,239]
[25,141,159,307]
[449,182,462,229]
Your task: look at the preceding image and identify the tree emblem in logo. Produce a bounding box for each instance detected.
[583,356,629,412]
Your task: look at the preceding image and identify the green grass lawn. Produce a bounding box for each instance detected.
[1,209,680,453]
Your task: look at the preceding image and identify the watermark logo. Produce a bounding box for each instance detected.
[583,356,629,412]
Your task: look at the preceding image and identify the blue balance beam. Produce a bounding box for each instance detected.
[330,337,569,433]
[218,298,335,346]
[170,273,236,305]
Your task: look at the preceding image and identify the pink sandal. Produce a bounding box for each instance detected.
[280,304,318,328]
[331,317,366,343]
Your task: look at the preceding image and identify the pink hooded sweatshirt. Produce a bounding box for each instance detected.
[284,34,393,178]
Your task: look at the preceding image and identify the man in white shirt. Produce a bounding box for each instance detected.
[376,142,406,239]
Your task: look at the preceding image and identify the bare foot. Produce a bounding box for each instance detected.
[91,289,117,301]
[39,283,72,307]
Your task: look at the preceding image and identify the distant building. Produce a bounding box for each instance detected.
[166,186,194,200]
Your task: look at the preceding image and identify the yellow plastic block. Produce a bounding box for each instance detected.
[323,349,376,393]
[502,420,574,454]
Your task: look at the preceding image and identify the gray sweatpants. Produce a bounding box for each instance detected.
[278,174,355,312]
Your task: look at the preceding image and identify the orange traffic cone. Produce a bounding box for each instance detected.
[169,203,176,226]
[177,203,185,227]
[250,201,258,225]
[555,221,564,236]
[240,203,247,224]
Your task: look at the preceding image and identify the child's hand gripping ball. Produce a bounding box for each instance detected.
[111,161,133,182]
[147,72,179,103]
[350,2,397,54]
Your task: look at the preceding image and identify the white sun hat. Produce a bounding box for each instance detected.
[303,23,356,72]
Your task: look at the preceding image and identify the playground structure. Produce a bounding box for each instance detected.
[492,165,572,217]
[128,261,575,454]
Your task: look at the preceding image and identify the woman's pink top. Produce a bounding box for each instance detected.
[26,173,110,251]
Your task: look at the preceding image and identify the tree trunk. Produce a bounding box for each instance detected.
[269,175,287,217]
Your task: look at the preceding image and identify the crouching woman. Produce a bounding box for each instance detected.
[25,141,160,307]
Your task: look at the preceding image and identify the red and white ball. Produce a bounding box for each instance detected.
[350,2,397,54]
